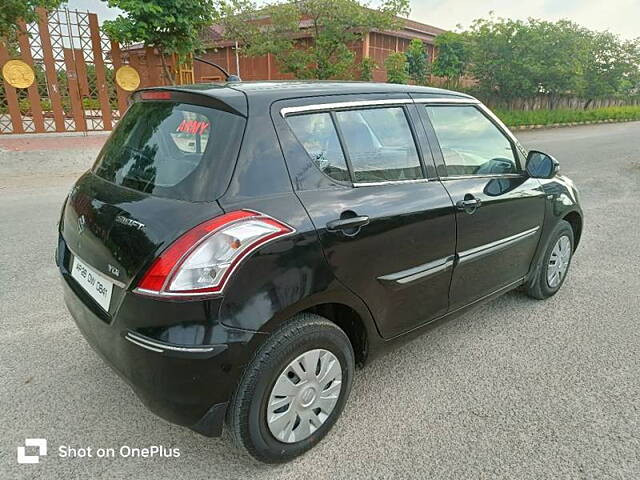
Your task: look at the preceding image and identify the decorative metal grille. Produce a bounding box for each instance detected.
[0,8,133,134]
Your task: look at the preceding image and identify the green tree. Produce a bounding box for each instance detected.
[464,17,536,103]
[405,38,429,85]
[464,17,591,107]
[431,31,468,89]
[582,32,640,108]
[102,0,218,84]
[359,57,377,81]
[384,51,408,84]
[219,0,410,80]
[0,0,63,44]
[621,39,640,99]
[528,19,589,108]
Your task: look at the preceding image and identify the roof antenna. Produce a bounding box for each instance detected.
[194,57,242,82]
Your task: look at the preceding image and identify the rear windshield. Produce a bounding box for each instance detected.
[93,101,245,201]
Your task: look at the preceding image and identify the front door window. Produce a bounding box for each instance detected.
[426,106,518,177]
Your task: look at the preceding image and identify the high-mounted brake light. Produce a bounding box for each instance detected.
[135,211,294,297]
[139,91,172,100]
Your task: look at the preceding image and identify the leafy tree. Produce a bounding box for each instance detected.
[359,57,377,81]
[0,0,63,44]
[405,38,428,85]
[384,51,408,84]
[464,17,589,107]
[622,39,640,99]
[102,0,218,84]
[527,19,590,107]
[431,31,468,89]
[464,17,537,103]
[582,32,640,108]
[219,0,410,80]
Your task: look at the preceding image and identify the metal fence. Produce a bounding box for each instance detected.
[0,8,184,135]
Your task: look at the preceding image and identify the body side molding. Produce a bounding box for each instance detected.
[378,255,455,288]
[458,227,540,265]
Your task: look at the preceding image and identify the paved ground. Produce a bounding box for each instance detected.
[1,122,639,479]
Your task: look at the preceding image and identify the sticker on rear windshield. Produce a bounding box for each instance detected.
[176,120,209,134]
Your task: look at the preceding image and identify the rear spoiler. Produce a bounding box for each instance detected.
[132,87,248,117]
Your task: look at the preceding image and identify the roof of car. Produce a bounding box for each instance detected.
[165,80,473,101]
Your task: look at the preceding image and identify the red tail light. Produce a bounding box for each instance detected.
[136,210,294,297]
[139,91,173,100]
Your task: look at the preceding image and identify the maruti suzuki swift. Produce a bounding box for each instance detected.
[57,81,583,463]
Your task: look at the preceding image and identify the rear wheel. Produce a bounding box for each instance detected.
[526,220,575,299]
[226,313,354,463]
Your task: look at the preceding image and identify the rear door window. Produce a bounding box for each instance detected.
[93,101,245,201]
[334,107,423,183]
[286,113,350,182]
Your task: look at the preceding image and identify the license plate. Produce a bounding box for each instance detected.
[71,256,114,311]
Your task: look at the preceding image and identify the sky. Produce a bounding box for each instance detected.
[63,0,640,39]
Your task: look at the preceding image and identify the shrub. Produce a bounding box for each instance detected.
[13,97,109,115]
[496,106,640,127]
[384,52,409,84]
[406,39,429,85]
[359,57,377,82]
[82,98,102,110]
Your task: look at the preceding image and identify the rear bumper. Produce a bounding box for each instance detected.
[60,269,263,437]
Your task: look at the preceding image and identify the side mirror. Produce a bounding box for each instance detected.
[526,150,560,179]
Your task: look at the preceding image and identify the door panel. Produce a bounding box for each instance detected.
[298,182,456,338]
[273,96,457,338]
[416,102,546,308]
[442,176,546,308]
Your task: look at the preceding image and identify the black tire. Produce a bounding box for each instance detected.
[226,313,355,463]
[526,220,575,300]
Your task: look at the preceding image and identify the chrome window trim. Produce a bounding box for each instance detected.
[353,178,430,188]
[280,97,479,117]
[458,226,540,264]
[440,173,525,181]
[413,97,480,105]
[280,99,413,117]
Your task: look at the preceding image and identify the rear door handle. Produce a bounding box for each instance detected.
[326,216,370,232]
[456,197,482,212]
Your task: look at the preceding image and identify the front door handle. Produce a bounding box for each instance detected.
[456,197,482,213]
[326,215,370,233]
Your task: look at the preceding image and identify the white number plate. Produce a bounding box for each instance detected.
[71,256,114,311]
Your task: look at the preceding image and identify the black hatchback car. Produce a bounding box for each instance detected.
[58,81,583,463]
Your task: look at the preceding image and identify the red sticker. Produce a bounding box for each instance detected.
[177,120,210,134]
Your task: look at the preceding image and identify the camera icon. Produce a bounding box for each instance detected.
[17,438,47,464]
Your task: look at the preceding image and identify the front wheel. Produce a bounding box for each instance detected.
[526,220,575,299]
[226,313,354,463]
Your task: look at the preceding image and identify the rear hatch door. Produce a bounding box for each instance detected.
[60,91,246,315]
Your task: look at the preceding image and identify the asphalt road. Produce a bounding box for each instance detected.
[1,122,639,479]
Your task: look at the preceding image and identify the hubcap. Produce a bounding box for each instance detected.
[266,349,342,443]
[547,235,572,288]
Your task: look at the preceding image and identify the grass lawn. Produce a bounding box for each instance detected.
[496,105,640,127]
